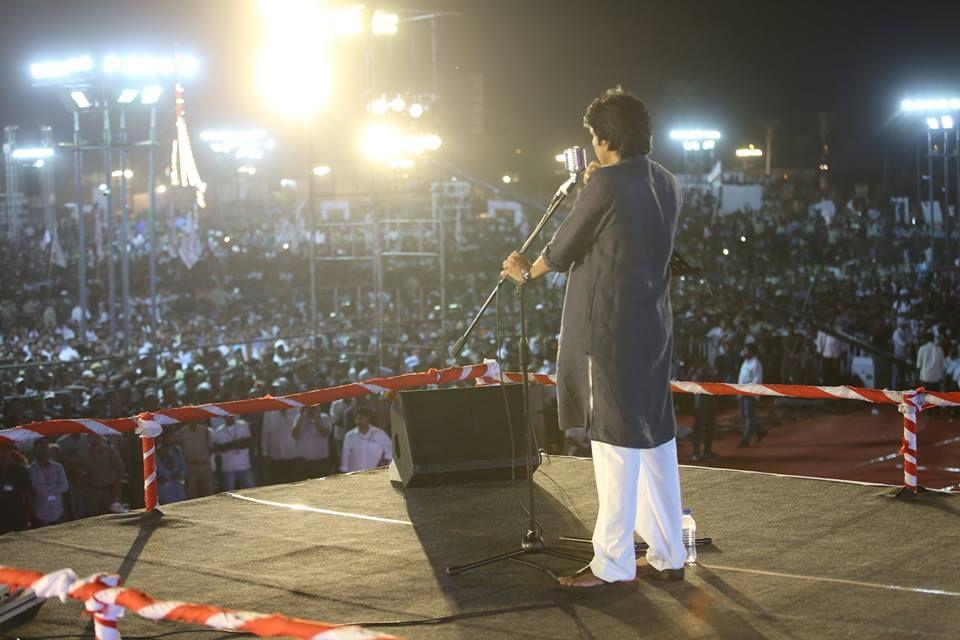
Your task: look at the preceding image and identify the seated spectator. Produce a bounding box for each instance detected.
[339,407,392,473]
[28,440,69,527]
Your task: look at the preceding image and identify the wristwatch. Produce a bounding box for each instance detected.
[521,268,531,283]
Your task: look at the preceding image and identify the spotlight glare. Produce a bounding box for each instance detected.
[117,88,139,104]
[702,139,716,150]
[942,115,955,129]
[408,103,424,118]
[312,165,331,177]
[141,85,163,104]
[372,10,399,36]
[422,134,442,151]
[390,96,406,112]
[70,91,92,109]
[502,175,512,184]
[12,147,54,160]
[927,116,940,130]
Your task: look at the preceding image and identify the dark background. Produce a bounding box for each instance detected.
[1,0,959,195]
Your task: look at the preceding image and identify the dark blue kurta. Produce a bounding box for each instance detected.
[541,155,681,449]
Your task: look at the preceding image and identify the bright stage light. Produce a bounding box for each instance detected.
[927,116,941,130]
[722,248,729,256]
[502,175,512,184]
[391,96,406,112]
[141,85,163,104]
[819,163,829,171]
[735,145,763,158]
[408,103,424,118]
[670,129,722,141]
[102,53,198,78]
[155,185,168,194]
[70,91,92,109]
[740,235,746,243]
[33,159,45,168]
[117,88,139,104]
[702,139,716,150]
[421,134,442,151]
[98,183,108,192]
[280,178,298,188]
[361,122,407,161]
[372,10,399,36]
[12,147,54,160]
[682,140,701,151]
[256,0,331,119]
[942,115,955,129]
[370,96,390,116]
[312,165,331,177]
[30,55,93,80]
[237,165,257,175]
[111,169,134,179]
[901,97,960,113]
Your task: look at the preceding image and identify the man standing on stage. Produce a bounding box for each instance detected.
[501,88,686,587]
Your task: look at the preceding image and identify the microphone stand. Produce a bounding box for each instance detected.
[446,170,590,577]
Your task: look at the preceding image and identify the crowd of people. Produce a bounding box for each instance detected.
[3,169,960,533]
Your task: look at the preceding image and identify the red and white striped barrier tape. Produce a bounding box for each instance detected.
[479,372,958,492]
[0,565,396,640]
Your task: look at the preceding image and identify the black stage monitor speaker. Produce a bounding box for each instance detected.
[390,384,541,488]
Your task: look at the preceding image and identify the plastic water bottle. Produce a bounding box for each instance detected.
[681,509,697,565]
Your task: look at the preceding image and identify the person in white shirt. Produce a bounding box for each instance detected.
[815,328,845,386]
[260,407,300,485]
[737,344,766,447]
[339,407,392,473]
[891,320,911,389]
[213,416,254,490]
[293,406,332,478]
[916,332,945,391]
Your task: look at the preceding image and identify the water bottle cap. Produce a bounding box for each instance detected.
[682,508,691,515]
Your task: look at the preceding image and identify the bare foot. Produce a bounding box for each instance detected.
[557,568,636,589]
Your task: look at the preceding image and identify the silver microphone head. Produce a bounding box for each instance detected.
[563,146,587,174]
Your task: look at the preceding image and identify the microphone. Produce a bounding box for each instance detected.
[563,146,587,175]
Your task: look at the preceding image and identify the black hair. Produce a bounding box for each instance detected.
[355,406,373,419]
[583,87,652,158]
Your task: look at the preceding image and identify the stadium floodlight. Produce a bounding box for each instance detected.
[941,115,955,129]
[280,178,298,188]
[11,147,54,160]
[102,53,199,78]
[901,97,960,113]
[669,129,722,141]
[117,88,139,104]
[735,145,763,158]
[70,91,92,109]
[30,55,94,80]
[408,103,424,118]
[361,122,406,161]
[312,165,331,177]
[372,10,399,35]
[927,116,941,130]
[141,85,163,104]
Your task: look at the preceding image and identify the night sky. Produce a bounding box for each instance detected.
[1,0,960,196]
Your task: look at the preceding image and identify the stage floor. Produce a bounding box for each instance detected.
[2,458,959,639]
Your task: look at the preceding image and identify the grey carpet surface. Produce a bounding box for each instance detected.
[2,458,958,639]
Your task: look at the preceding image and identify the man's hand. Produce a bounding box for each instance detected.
[500,251,531,285]
[583,161,601,185]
